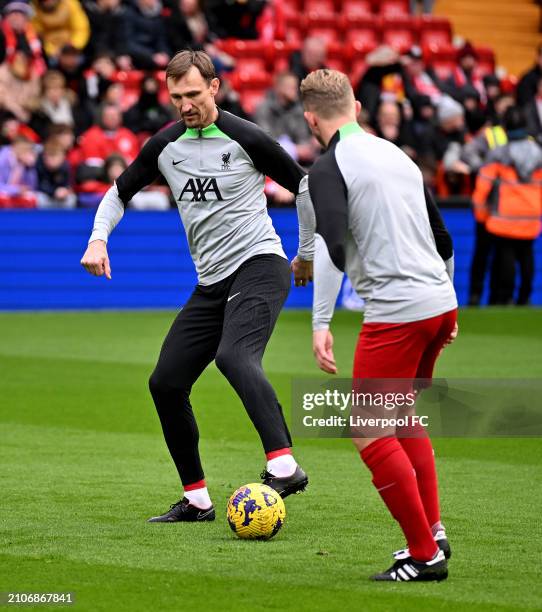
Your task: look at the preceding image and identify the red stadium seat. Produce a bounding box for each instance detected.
[327,41,350,73]
[240,89,269,115]
[381,16,418,53]
[350,58,368,88]
[344,15,381,50]
[418,16,452,50]
[304,0,335,12]
[342,0,373,18]
[377,0,409,17]
[475,46,496,76]
[427,45,457,80]
[271,40,301,73]
[306,27,341,45]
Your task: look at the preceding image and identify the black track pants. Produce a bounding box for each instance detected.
[148,254,292,486]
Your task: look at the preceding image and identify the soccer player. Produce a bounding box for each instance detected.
[300,70,458,582]
[81,51,314,522]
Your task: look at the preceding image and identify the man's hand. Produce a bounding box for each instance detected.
[444,321,458,346]
[313,329,337,374]
[81,240,112,280]
[438,321,458,358]
[291,256,313,287]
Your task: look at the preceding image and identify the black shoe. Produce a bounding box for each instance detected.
[147,497,215,523]
[371,549,448,582]
[394,529,452,561]
[260,465,308,499]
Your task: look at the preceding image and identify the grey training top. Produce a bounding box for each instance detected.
[309,122,457,329]
[89,109,315,285]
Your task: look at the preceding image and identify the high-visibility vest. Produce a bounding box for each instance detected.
[484,126,508,150]
[471,127,508,222]
[473,161,542,240]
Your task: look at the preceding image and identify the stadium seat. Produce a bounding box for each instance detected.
[303,0,335,12]
[475,46,496,76]
[426,45,457,80]
[344,15,381,49]
[381,16,418,53]
[112,70,144,111]
[377,0,409,17]
[271,40,301,73]
[418,16,452,50]
[327,41,349,73]
[230,71,272,114]
[305,0,339,44]
[341,0,373,18]
[350,58,368,88]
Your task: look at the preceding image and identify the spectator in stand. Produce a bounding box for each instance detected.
[36,138,76,207]
[77,103,139,168]
[31,0,90,61]
[355,46,403,121]
[0,49,41,123]
[472,106,542,305]
[83,0,128,64]
[214,78,249,120]
[40,70,75,127]
[434,96,470,194]
[0,1,46,74]
[289,36,328,83]
[484,74,503,125]
[409,94,438,185]
[124,75,173,135]
[444,41,486,105]
[56,43,85,94]
[122,0,170,70]
[461,86,486,135]
[402,45,443,106]
[165,0,235,74]
[372,99,416,159]
[205,0,266,40]
[517,44,542,107]
[410,0,434,14]
[0,134,38,207]
[254,71,317,165]
[81,52,115,107]
[524,74,542,145]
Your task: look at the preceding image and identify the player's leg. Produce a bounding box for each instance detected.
[398,308,458,557]
[214,254,307,497]
[352,318,447,580]
[147,284,225,521]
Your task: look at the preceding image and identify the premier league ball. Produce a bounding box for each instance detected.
[227,483,286,540]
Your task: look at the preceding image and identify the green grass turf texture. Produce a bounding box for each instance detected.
[1,308,541,612]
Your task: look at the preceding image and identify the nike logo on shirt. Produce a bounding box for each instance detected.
[172,159,188,166]
[227,292,241,302]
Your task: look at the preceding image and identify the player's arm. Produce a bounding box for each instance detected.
[424,185,455,280]
[309,155,349,374]
[80,131,167,279]
[244,127,316,278]
[424,185,459,346]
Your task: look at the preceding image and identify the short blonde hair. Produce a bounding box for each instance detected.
[300,69,355,119]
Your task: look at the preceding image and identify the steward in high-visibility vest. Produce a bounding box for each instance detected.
[472,106,542,304]
[473,135,542,240]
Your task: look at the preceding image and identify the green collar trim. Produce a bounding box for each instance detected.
[179,123,231,140]
[339,122,364,139]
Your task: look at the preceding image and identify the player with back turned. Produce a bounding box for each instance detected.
[300,69,458,582]
[80,51,315,522]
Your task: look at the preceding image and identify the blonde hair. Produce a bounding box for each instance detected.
[300,69,355,119]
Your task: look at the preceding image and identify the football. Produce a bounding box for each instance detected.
[227,483,286,540]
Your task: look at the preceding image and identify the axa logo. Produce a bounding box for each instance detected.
[179,177,223,202]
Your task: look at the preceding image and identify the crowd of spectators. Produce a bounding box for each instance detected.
[0,0,541,214]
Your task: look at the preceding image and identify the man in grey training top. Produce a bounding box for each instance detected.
[81,50,314,522]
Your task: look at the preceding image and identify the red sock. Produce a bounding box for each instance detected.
[360,437,438,562]
[398,424,441,532]
[266,448,292,460]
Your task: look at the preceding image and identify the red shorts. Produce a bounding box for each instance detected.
[353,309,458,380]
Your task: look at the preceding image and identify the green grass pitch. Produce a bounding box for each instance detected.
[1,308,541,611]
